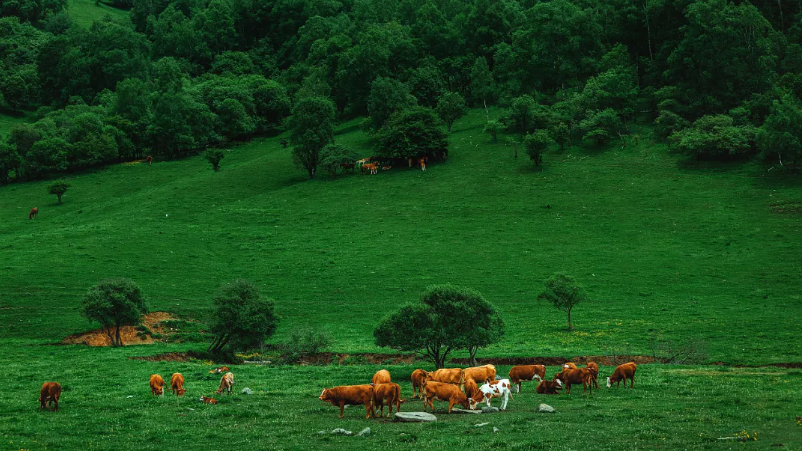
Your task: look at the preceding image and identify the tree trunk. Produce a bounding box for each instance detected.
[567,308,574,331]
[57,194,63,204]
[116,325,124,347]
[469,346,478,367]
[643,0,654,60]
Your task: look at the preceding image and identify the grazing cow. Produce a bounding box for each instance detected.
[474,379,513,410]
[319,385,375,419]
[216,372,234,395]
[29,208,38,220]
[553,368,594,394]
[39,382,61,411]
[362,163,378,175]
[170,373,186,396]
[426,368,466,388]
[508,365,546,392]
[340,162,355,173]
[372,369,391,384]
[607,362,637,388]
[150,375,165,396]
[464,365,496,384]
[535,379,562,394]
[563,362,578,369]
[463,378,481,400]
[200,396,218,404]
[410,369,428,398]
[146,156,152,166]
[586,362,600,389]
[422,381,475,413]
[372,382,404,417]
[209,366,230,374]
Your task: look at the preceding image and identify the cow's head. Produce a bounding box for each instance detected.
[468,396,482,410]
[177,388,186,396]
[319,389,332,402]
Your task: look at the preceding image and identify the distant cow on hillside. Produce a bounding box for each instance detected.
[607,362,637,388]
[39,382,61,411]
[29,208,38,220]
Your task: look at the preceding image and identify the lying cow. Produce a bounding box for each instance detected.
[535,379,562,394]
[607,362,637,388]
[464,364,496,384]
[200,396,218,404]
[553,368,594,394]
[372,382,404,417]
[508,365,546,392]
[150,374,165,396]
[170,373,186,396]
[39,382,61,411]
[410,369,428,398]
[422,381,475,413]
[319,385,374,419]
[216,372,234,395]
[209,366,230,374]
[474,379,513,410]
[372,369,391,384]
[426,368,466,388]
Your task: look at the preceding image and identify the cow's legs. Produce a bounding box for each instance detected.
[339,402,345,418]
[630,375,635,388]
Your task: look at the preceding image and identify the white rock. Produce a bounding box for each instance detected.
[474,422,490,427]
[493,427,500,433]
[241,388,253,395]
[356,427,371,437]
[481,406,500,413]
[393,412,437,422]
[536,403,556,413]
[331,428,353,436]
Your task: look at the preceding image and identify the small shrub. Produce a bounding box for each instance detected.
[280,329,332,364]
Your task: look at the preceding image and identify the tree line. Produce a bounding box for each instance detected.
[2,0,802,184]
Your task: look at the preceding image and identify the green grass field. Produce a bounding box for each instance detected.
[66,0,129,28]
[1,110,801,449]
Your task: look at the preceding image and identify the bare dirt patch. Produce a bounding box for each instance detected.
[130,352,193,362]
[62,312,176,346]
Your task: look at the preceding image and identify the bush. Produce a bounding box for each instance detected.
[80,278,148,347]
[205,149,225,171]
[207,279,278,354]
[669,114,757,159]
[280,329,333,364]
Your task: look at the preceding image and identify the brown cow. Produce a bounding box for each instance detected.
[464,365,496,384]
[39,382,61,411]
[209,366,230,374]
[216,372,234,395]
[150,375,165,396]
[372,369,391,385]
[508,365,546,392]
[200,396,218,404]
[607,362,637,388]
[340,162,355,173]
[372,383,404,417]
[535,379,562,395]
[563,362,578,369]
[362,163,379,175]
[146,155,152,166]
[170,373,186,396]
[29,208,38,220]
[426,368,466,387]
[586,362,600,389]
[319,385,375,419]
[422,381,475,413]
[463,378,481,400]
[410,369,428,398]
[553,368,594,394]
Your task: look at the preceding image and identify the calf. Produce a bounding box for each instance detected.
[410,369,428,398]
[464,365,496,384]
[39,382,61,411]
[216,372,234,395]
[553,368,594,394]
[200,396,218,404]
[170,373,186,396]
[508,365,546,392]
[372,369,391,384]
[426,368,466,388]
[362,163,379,175]
[29,208,38,220]
[422,381,475,413]
[146,155,152,166]
[210,366,230,374]
[535,379,562,394]
[607,362,637,388]
[586,362,600,389]
[150,374,165,396]
[372,382,404,417]
[474,379,513,410]
[319,385,374,419]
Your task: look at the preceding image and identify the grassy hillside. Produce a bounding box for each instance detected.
[1,109,800,364]
[66,0,129,28]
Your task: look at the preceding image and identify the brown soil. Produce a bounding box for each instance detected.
[130,352,193,362]
[62,312,176,346]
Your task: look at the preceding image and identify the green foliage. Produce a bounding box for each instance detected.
[205,148,225,171]
[80,278,148,347]
[524,130,550,166]
[408,64,444,108]
[551,122,570,151]
[655,110,690,140]
[470,56,494,105]
[508,95,553,135]
[483,120,500,142]
[280,329,333,364]
[319,143,359,176]
[374,284,504,368]
[669,115,757,159]
[47,180,70,203]
[435,91,466,133]
[208,279,278,354]
[376,106,449,161]
[538,273,588,331]
[580,109,622,146]
[289,96,336,179]
[366,77,416,131]
[0,0,67,23]
[759,95,802,170]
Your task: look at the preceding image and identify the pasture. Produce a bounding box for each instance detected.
[1,109,801,448]
[65,0,129,28]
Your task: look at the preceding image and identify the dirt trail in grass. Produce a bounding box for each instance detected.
[62,312,176,346]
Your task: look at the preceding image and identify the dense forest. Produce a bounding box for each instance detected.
[1,0,802,183]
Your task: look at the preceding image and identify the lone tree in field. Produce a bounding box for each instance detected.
[524,130,551,166]
[47,181,70,204]
[208,279,278,354]
[538,273,588,331]
[289,97,336,179]
[374,284,504,368]
[484,120,501,142]
[205,149,225,171]
[436,92,466,133]
[80,278,148,347]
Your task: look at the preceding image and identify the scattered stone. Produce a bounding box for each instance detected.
[474,422,490,427]
[126,395,134,399]
[331,428,353,436]
[481,406,500,413]
[493,427,500,433]
[536,404,555,413]
[241,388,253,395]
[356,427,371,437]
[394,412,437,422]
[187,408,195,411]
[451,408,482,414]
[317,431,326,435]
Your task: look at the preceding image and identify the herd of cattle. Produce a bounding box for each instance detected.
[319,362,639,418]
